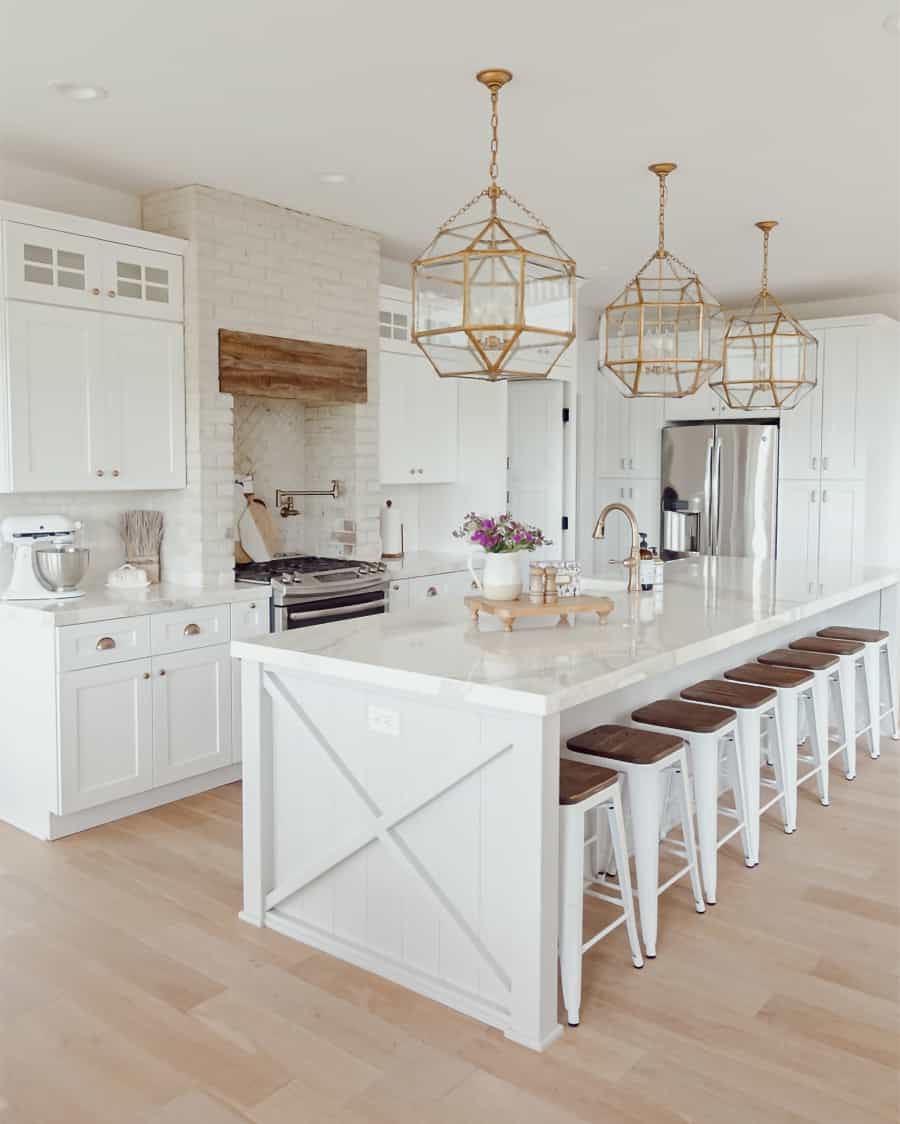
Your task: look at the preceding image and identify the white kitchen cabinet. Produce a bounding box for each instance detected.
[778,354,822,480]
[818,480,865,571]
[388,579,410,612]
[103,316,186,488]
[2,301,186,492]
[379,349,458,484]
[59,658,154,814]
[776,480,821,594]
[819,328,866,481]
[100,241,182,321]
[4,222,102,310]
[596,374,664,478]
[152,645,233,787]
[776,477,865,593]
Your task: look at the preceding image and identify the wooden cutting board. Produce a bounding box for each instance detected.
[465,594,615,632]
[237,496,281,562]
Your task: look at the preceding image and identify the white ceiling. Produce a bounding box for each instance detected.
[1,0,898,309]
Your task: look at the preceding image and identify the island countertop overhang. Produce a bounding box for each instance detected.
[232,558,900,716]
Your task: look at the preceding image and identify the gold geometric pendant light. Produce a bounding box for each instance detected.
[602,163,723,398]
[709,221,818,410]
[411,69,576,381]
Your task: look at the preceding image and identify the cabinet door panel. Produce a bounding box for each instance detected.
[818,481,865,576]
[59,660,154,813]
[4,222,101,309]
[595,375,630,477]
[629,398,665,478]
[102,316,186,489]
[152,645,232,786]
[776,480,820,595]
[6,301,104,491]
[820,328,865,481]
[379,350,415,484]
[779,330,823,479]
[101,243,183,321]
[379,350,458,484]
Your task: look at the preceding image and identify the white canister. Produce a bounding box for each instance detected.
[468,552,523,602]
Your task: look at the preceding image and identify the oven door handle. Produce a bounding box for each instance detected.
[286,598,386,623]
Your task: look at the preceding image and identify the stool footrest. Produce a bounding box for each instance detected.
[717,821,745,851]
[582,914,628,954]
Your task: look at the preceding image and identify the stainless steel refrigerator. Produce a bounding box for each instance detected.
[660,420,779,560]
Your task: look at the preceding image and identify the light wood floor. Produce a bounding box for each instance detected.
[1,745,898,1124]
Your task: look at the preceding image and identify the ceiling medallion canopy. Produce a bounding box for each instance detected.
[709,221,818,411]
[411,69,576,381]
[603,163,723,398]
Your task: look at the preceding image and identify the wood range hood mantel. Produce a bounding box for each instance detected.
[218,329,367,404]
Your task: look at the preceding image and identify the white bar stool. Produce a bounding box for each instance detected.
[723,662,824,833]
[818,626,900,755]
[757,648,846,801]
[680,679,789,866]
[789,636,872,776]
[630,700,751,907]
[558,760,643,1027]
[564,724,705,960]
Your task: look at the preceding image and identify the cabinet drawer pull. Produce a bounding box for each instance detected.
[249,602,257,610]
[811,457,817,470]
[96,636,116,651]
[183,623,201,636]
[822,457,829,471]
[426,586,438,597]
[111,469,120,477]
[96,469,105,477]
[91,287,101,296]
[107,289,116,298]
[143,671,151,680]
[159,669,166,676]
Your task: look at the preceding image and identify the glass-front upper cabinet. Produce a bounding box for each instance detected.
[101,243,183,321]
[3,222,102,309]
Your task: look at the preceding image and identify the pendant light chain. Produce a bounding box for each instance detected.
[760,227,770,296]
[489,87,500,187]
[657,175,667,255]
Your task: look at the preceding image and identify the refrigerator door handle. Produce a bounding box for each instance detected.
[710,438,723,555]
[703,436,715,555]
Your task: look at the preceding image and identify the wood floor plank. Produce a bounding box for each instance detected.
[0,750,897,1124]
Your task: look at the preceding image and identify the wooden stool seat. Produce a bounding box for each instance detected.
[566,723,684,766]
[818,626,890,644]
[724,662,814,689]
[758,648,839,671]
[790,636,866,656]
[559,761,618,805]
[631,699,737,734]
[681,679,776,709]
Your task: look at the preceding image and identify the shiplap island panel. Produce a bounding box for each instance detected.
[234,557,899,1049]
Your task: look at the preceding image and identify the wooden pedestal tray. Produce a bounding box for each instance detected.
[465,594,615,632]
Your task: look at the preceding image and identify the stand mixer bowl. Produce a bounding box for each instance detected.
[32,545,91,593]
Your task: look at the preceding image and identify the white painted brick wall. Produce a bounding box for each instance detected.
[142,185,382,582]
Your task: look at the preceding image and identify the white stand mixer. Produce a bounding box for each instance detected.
[1,515,86,600]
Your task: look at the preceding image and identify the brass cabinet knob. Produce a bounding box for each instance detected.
[107,289,116,297]
[159,669,166,676]
[91,287,101,296]
[96,469,104,477]
[249,602,257,610]
[183,623,201,636]
[111,469,120,477]
[96,636,116,651]
[426,586,438,597]
[142,672,150,680]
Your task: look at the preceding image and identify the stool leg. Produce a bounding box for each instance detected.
[606,792,644,970]
[777,690,799,832]
[862,646,881,758]
[836,662,857,779]
[733,714,759,867]
[810,674,832,805]
[674,755,706,916]
[591,806,607,879]
[767,706,791,833]
[688,735,721,904]
[627,768,663,958]
[558,806,584,1027]
[884,642,900,741]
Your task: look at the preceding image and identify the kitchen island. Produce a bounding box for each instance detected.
[233,557,898,1051]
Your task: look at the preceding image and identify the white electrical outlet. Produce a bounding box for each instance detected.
[368,705,399,736]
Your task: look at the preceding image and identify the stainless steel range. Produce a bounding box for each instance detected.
[235,555,389,632]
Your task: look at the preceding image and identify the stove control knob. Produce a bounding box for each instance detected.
[281,573,293,583]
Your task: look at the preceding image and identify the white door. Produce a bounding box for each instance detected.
[5,301,105,491]
[3,222,102,310]
[820,327,865,481]
[778,331,824,479]
[776,480,821,595]
[102,316,186,488]
[100,242,183,322]
[59,659,154,813]
[412,362,458,483]
[507,381,565,559]
[152,645,232,786]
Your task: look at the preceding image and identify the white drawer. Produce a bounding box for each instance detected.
[407,575,454,603]
[230,598,270,640]
[387,579,410,612]
[151,604,229,654]
[58,615,151,672]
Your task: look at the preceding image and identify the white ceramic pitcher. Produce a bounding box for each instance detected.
[468,552,522,602]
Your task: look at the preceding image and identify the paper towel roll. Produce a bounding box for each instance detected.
[380,500,404,559]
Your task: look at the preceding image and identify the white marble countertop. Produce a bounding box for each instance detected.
[232,558,900,716]
[385,550,482,580]
[0,580,269,627]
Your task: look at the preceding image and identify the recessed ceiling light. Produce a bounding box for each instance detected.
[49,81,108,101]
[883,12,900,34]
[318,172,349,184]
